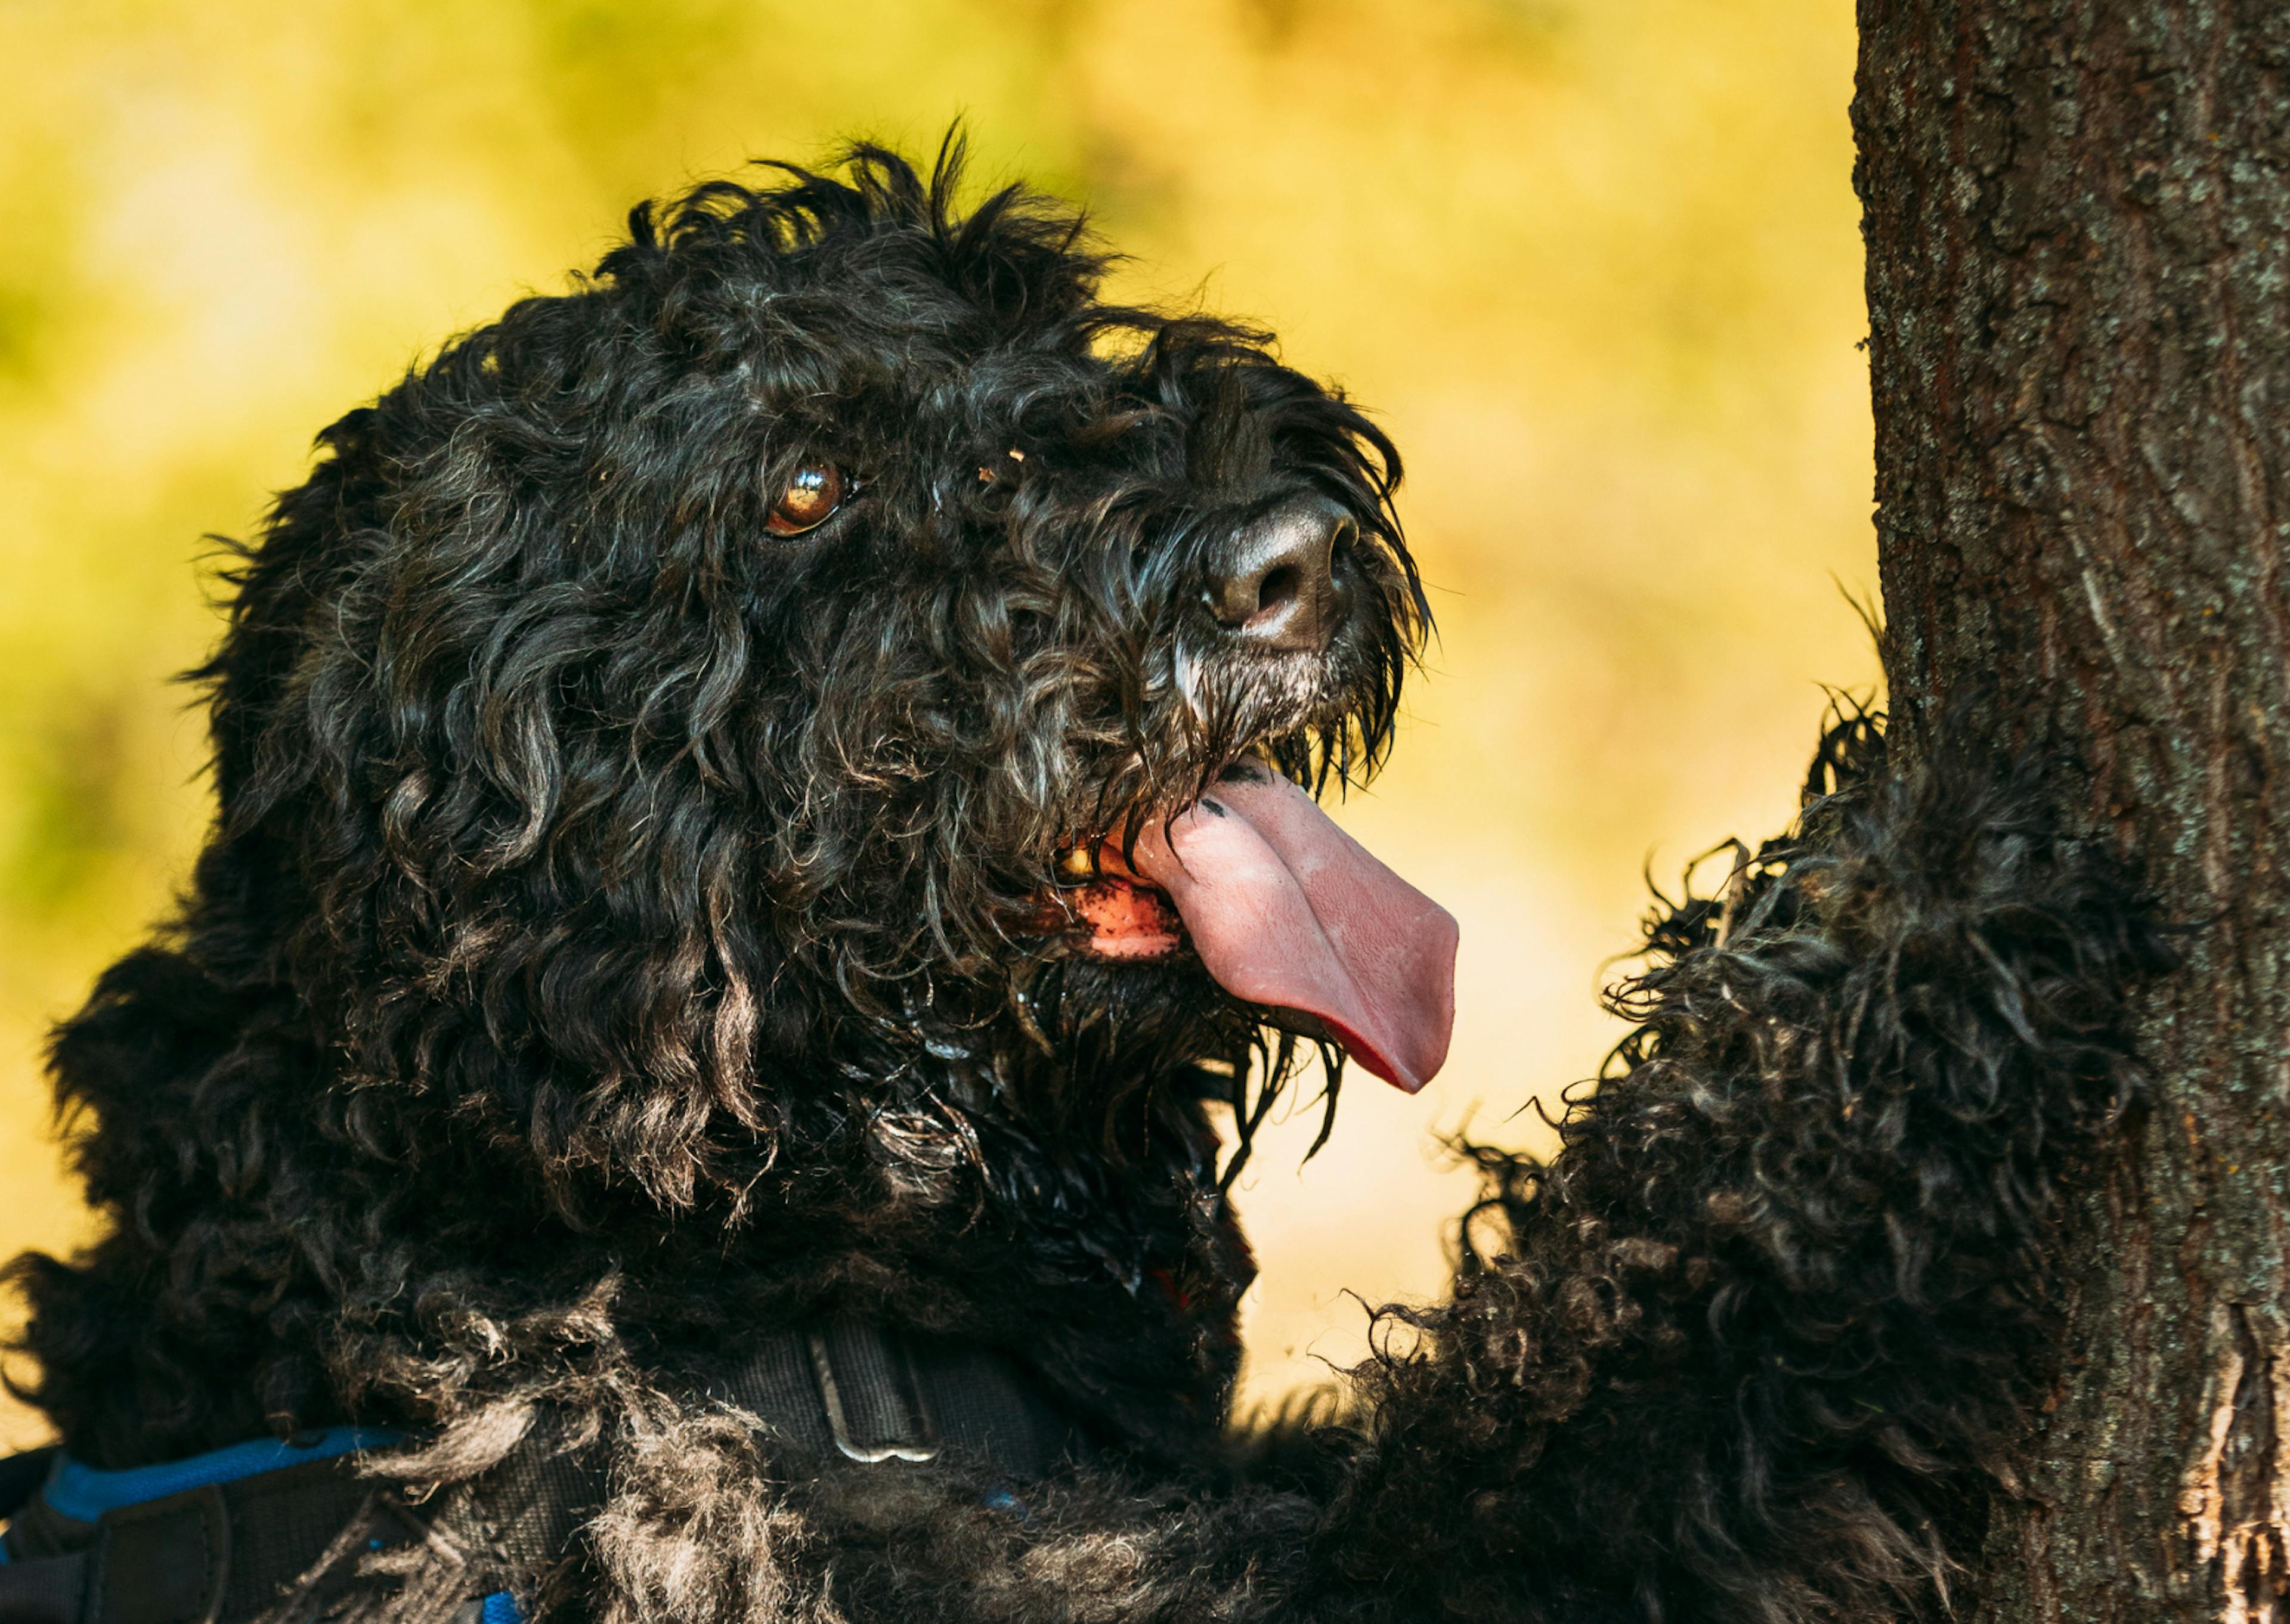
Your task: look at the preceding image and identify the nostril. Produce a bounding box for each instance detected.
[1254,565,1301,619]
[1206,497,1350,648]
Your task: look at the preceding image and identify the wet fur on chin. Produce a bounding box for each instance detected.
[3,135,2170,1624]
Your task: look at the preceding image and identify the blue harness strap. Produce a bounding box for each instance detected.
[40,1427,397,1523]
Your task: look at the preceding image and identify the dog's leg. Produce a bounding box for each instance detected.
[1310,729,2168,1620]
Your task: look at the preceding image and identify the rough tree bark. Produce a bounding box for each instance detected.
[1855,3,2290,1619]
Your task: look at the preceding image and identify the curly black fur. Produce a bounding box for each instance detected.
[7,141,2168,1624]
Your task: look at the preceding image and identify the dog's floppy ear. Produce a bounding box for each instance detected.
[188,307,800,1222]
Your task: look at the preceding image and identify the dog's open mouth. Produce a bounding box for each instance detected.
[1049,763,1459,1093]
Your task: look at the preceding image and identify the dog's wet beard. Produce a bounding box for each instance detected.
[970,952,1335,1205]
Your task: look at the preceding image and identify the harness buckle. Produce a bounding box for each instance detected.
[807,1322,941,1464]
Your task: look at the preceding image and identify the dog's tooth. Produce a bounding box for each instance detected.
[1174,642,1208,723]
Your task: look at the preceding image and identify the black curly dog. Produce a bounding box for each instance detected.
[3,144,2168,1624]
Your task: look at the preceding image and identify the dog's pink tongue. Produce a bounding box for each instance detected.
[1129,770,1458,1092]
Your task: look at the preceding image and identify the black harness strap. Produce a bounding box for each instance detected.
[709,1319,1084,1472]
[0,1321,1083,1624]
[0,1550,83,1624]
[243,1485,472,1624]
[2,1458,377,1624]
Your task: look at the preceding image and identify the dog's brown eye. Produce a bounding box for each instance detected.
[765,464,846,536]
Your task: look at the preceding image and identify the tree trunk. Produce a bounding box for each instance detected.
[1855,3,2290,1617]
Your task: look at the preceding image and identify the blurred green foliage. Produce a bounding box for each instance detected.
[0,0,1873,1443]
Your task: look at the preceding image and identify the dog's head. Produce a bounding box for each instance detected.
[197,142,1452,1214]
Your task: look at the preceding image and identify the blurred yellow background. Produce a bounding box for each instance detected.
[0,0,1874,1449]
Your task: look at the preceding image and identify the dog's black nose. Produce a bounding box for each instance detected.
[1206,498,1354,654]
